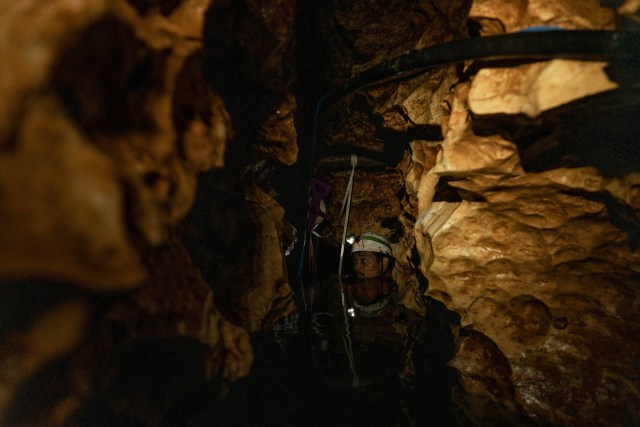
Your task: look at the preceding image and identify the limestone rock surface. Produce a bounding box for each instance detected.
[315,1,640,423]
[322,169,404,247]
[186,0,299,332]
[0,0,232,288]
[315,1,471,321]
[423,80,640,425]
[468,0,617,118]
[0,0,297,424]
[242,175,296,332]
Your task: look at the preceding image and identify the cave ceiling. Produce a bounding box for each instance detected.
[1,0,639,425]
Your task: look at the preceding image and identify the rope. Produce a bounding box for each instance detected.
[338,154,358,278]
[295,224,309,318]
[337,154,359,388]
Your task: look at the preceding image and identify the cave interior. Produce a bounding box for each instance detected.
[1,0,640,426]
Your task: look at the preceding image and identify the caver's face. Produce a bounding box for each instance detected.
[352,252,386,278]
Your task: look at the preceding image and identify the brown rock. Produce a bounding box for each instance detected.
[469,60,618,118]
[468,0,617,118]
[242,177,296,332]
[323,169,404,247]
[0,0,232,286]
[0,96,146,289]
[425,82,640,425]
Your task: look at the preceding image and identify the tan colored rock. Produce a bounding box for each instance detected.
[204,0,298,166]
[469,0,527,34]
[325,105,383,152]
[469,60,618,118]
[366,67,459,129]
[319,0,467,154]
[0,0,231,287]
[102,0,230,246]
[323,169,404,247]
[470,0,615,33]
[324,0,468,83]
[394,148,428,315]
[106,235,253,381]
[619,0,640,16]
[469,0,617,118]
[0,0,262,424]
[258,92,299,166]
[200,292,253,381]
[0,0,108,144]
[435,128,524,176]
[242,178,296,332]
[405,140,441,214]
[606,172,640,209]
[0,295,91,423]
[433,182,640,425]
[392,48,640,423]
[423,81,640,425]
[526,0,616,29]
[392,240,427,316]
[0,95,147,289]
[313,1,639,425]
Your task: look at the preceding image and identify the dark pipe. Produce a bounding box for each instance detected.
[317,30,639,114]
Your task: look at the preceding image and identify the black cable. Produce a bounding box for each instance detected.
[317,30,640,114]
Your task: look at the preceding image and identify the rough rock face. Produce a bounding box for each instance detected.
[0,0,297,424]
[468,0,617,118]
[425,82,640,425]
[322,169,404,244]
[314,0,640,425]
[242,170,297,331]
[189,0,298,332]
[315,0,471,317]
[204,0,298,167]
[423,2,640,425]
[318,0,469,159]
[0,0,230,288]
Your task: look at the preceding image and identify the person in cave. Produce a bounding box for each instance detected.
[309,232,424,424]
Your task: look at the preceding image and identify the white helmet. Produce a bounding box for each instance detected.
[350,232,393,257]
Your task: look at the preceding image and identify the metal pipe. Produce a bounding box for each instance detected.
[317,30,639,113]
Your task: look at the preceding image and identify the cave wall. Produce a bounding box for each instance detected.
[316,0,472,315]
[313,0,640,425]
[0,0,297,424]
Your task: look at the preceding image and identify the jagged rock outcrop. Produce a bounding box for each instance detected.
[468,0,617,117]
[423,2,639,424]
[187,0,298,332]
[315,0,471,316]
[322,169,404,244]
[0,0,230,293]
[424,80,640,425]
[0,0,297,424]
[313,0,640,425]
[318,0,470,155]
